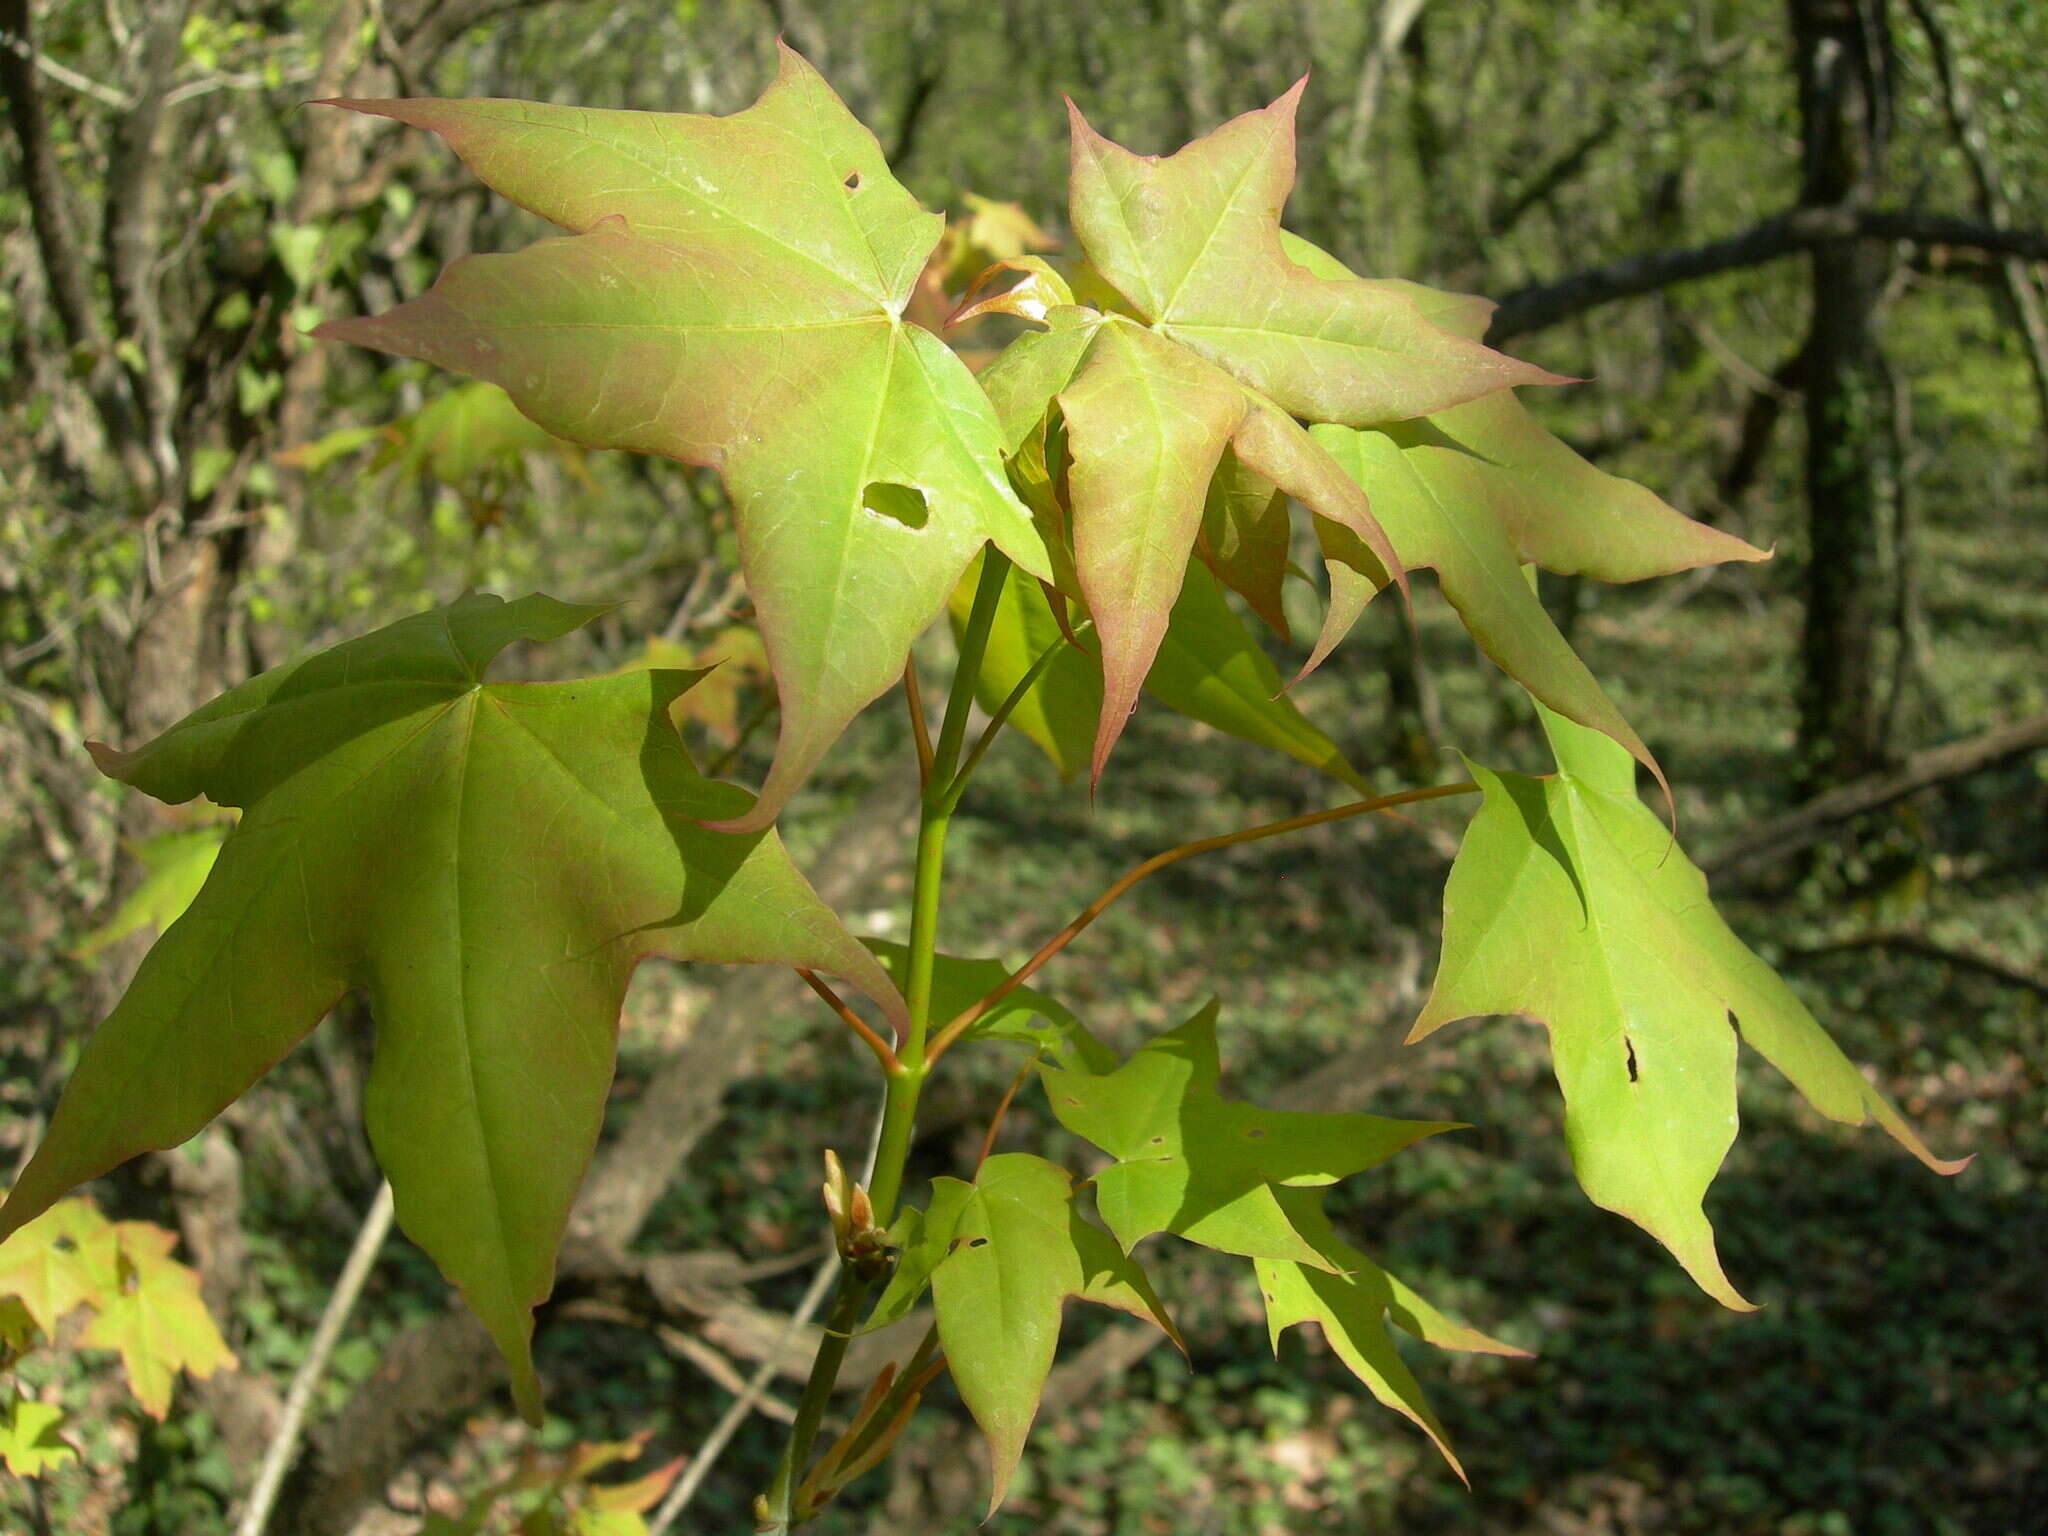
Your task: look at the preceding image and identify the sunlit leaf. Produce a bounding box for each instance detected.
[75,824,227,959]
[879,1154,1178,1513]
[0,1399,74,1477]
[1041,1002,1453,1266]
[77,1221,237,1418]
[1415,707,1966,1308]
[315,45,1051,831]
[1067,83,1558,425]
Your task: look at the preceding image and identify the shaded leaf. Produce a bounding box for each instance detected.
[863,940,1112,1071]
[0,594,902,1422]
[952,555,1368,792]
[1042,1002,1452,1266]
[1256,1188,1525,1483]
[315,46,1050,832]
[1415,708,1965,1308]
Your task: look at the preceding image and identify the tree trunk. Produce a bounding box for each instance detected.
[1789,0,1894,791]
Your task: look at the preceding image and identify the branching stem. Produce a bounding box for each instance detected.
[797,968,897,1072]
[927,780,1480,1063]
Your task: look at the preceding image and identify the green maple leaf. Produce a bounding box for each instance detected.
[1415,706,1966,1307]
[76,1221,236,1419]
[1255,1186,1526,1482]
[1041,1002,1454,1267]
[872,1153,1179,1514]
[0,1398,74,1477]
[74,824,226,959]
[0,1198,110,1335]
[1284,232,1766,794]
[0,594,903,1420]
[951,551,1369,792]
[313,45,1050,833]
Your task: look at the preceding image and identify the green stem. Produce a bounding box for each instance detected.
[762,546,1012,1526]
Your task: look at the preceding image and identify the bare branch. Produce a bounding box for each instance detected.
[1488,205,2048,343]
[100,0,191,496]
[1706,711,2048,882]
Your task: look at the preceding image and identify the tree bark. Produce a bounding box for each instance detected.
[1789,0,1895,791]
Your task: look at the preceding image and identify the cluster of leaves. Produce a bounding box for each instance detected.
[0,1196,234,1476]
[0,44,1965,1522]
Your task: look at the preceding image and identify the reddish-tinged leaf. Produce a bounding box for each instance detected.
[314,46,1049,832]
[1066,83,1560,426]
[1058,320,1247,782]
[0,595,902,1421]
[1197,447,1292,640]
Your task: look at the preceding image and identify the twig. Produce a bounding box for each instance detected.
[647,1089,888,1535]
[1779,931,2048,1003]
[904,657,934,789]
[798,968,898,1070]
[235,1181,395,1536]
[974,1058,1036,1172]
[0,24,131,107]
[927,780,1481,1062]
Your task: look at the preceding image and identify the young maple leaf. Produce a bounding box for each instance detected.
[971,79,1562,783]
[1040,1002,1455,1267]
[869,1154,1180,1514]
[1254,1185,1527,1484]
[0,595,904,1421]
[76,1220,236,1419]
[1416,706,1965,1308]
[314,45,1051,832]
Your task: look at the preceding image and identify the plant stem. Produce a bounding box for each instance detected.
[761,545,1012,1526]
[927,779,1481,1063]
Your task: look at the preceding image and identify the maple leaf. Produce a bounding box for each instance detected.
[313,45,1051,833]
[77,1220,237,1418]
[0,1399,74,1477]
[1282,232,1766,793]
[0,1198,109,1335]
[1254,1186,1527,1483]
[1415,706,1966,1308]
[869,1154,1179,1514]
[966,79,1562,782]
[1040,1002,1454,1267]
[74,823,227,959]
[1065,83,1557,425]
[0,594,903,1421]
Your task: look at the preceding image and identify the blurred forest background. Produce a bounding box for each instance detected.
[1,0,2043,1532]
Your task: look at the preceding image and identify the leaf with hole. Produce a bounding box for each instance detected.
[1416,706,1965,1307]
[314,45,1050,831]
